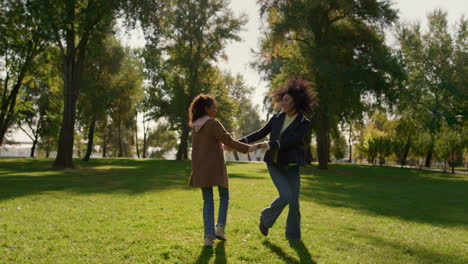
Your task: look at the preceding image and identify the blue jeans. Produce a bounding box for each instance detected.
[261,163,301,240]
[201,186,229,239]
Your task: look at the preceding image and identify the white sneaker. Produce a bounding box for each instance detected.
[216,225,227,241]
[204,236,214,247]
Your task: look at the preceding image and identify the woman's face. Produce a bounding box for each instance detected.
[282,94,296,115]
[205,103,217,118]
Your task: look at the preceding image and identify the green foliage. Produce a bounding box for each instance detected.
[0,0,50,144]
[331,131,347,160]
[147,121,178,159]
[257,0,406,169]
[105,49,145,157]
[142,0,247,159]
[78,35,126,125]
[396,10,467,166]
[434,122,466,172]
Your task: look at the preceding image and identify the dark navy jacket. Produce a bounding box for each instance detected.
[239,112,311,166]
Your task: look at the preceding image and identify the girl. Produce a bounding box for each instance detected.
[188,94,257,247]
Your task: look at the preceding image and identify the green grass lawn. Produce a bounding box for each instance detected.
[0,158,467,264]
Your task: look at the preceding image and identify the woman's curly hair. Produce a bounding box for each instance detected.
[188,94,217,126]
[271,77,317,115]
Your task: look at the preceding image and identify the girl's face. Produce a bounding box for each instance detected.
[281,93,296,115]
[205,103,217,118]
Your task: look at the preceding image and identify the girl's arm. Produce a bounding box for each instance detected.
[213,120,250,154]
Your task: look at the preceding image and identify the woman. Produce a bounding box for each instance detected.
[188,94,258,247]
[240,78,315,241]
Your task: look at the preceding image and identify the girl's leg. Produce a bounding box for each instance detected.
[217,186,229,228]
[201,187,215,239]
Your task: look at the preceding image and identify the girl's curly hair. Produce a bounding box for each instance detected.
[271,77,317,115]
[188,94,217,126]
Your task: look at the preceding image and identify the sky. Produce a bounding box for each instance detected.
[10,0,467,143]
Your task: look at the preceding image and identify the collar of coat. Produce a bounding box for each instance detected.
[191,115,211,132]
[274,112,308,136]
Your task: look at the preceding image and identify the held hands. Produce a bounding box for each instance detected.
[248,142,267,152]
[223,144,233,151]
[223,143,268,152]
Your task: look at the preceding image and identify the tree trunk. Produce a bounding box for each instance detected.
[451,152,455,174]
[424,149,433,168]
[348,125,352,163]
[53,83,79,168]
[0,80,24,146]
[135,131,140,158]
[45,137,50,158]
[233,151,239,161]
[118,115,123,157]
[53,18,89,168]
[142,131,147,158]
[348,143,352,163]
[247,152,251,161]
[102,125,110,158]
[401,136,411,166]
[83,116,96,161]
[30,139,37,158]
[176,125,189,160]
[317,113,330,170]
[0,45,34,146]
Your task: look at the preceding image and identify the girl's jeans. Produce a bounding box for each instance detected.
[201,186,229,239]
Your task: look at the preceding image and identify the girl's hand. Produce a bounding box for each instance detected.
[223,144,233,151]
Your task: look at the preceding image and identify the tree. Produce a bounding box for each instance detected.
[14,46,62,157]
[106,49,144,157]
[0,0,49,145]
[221,72,262,161]
[77,35,126,161]
[257,0,406,169]
[144,0,247,160]
[396,10,467,167]
[35,0,161,167]
[147,121,178,159]
[434,121,465,173]
[330,130,347,161]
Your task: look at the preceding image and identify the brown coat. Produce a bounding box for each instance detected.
[189,118,249,188]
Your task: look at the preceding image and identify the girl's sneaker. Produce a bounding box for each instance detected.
[215,225,227,241]
[204,236,214,247]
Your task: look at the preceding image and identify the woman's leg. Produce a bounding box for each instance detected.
[261,163,293,228]
[217,186,229,228]
[201,187,215,239]
[285,165,301,240]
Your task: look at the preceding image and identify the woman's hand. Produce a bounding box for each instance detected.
[248,143,268,152]
[248,144,258,152]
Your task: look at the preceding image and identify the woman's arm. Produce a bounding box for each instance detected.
[213,120,250,154]
[268,121,311,150]
[239,117,273,144]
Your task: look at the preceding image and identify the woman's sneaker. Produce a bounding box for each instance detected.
[204,236,214,247]
[259,220,269,236]
[215,225,227,241]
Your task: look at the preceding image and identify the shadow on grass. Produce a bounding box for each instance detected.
[288,240,315,264]
[193,241,226,264]
[214,241,227,264]
[228,173,266,180]
[262,240,316,264]
[194,246,213,264]
[0,158,192,201]
[300,164,468,227]
[356,233,468,264]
